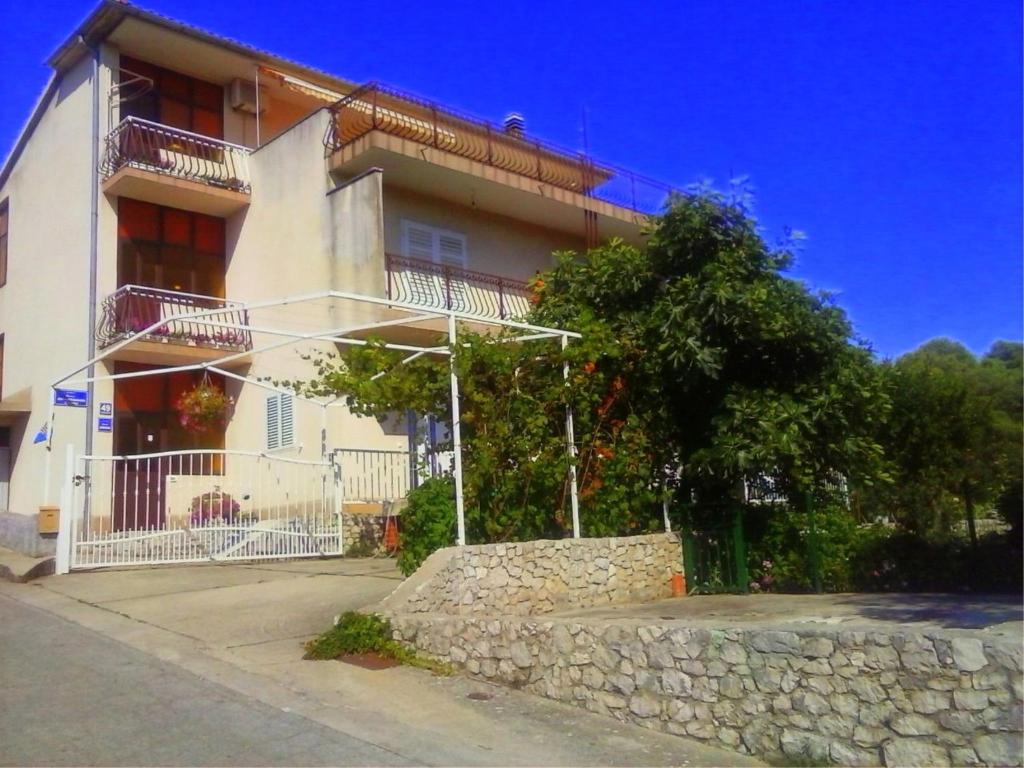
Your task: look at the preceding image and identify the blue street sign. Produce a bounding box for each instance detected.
[97,417,113,433]
[54,389,88,407]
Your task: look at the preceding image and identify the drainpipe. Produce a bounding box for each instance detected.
[85,40,101,484]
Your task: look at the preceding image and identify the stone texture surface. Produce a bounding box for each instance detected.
[382,533,683,616]
[388,614,1023,766]
[380,533,1021,765]
[341,512,390,554]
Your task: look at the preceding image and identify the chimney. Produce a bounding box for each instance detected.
[504,112,525,139]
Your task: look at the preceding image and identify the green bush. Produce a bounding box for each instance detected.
[746,501,881,593]
[397,477,457,576]
[304,611,393,658]
[745,501,1023,594]
[304,611,452,673]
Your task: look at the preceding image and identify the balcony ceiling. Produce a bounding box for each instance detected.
[330,132,646,245]
[102,166,250,218]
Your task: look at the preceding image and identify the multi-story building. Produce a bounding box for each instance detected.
[0,1,669,566]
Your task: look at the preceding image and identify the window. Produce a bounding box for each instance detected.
[266,393,294,451]
[401,221,468,310]
[118,198,225,296]
[401,221,467,267]
[0,199,8,288]
[119,57,224,139]
[0,335,4,401]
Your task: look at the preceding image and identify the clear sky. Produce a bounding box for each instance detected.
[2,0,1020,359]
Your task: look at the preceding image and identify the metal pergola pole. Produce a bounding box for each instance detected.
[448,313,467,546]
[561,334,581,538]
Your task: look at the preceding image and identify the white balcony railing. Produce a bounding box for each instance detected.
[385,254,533,321]
[101,117,251,193]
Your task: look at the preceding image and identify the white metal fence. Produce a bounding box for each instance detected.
[65,450,340,570]
[334,448,454,502]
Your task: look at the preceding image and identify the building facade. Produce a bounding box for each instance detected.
[0,1,666,560]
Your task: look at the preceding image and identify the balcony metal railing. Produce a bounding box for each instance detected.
[324,83,676,216]
[385,254,532,321]
[101,117,252,194]
[96,284,252,351]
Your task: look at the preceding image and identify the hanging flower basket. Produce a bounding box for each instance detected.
[175,376,234,434]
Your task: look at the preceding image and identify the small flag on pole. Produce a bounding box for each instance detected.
[33,422,48,445]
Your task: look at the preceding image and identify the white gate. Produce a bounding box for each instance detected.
[63,449,340,570]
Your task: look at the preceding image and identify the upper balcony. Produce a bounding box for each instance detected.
[324,84,675,242]
[386,253,532,321]
[96,284,252,367]
[101,118,252,217]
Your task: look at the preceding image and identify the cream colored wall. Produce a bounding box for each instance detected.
[0,51,115,521]
[226,110,404,461]
[382,186,583,282]
[223,89,324,149]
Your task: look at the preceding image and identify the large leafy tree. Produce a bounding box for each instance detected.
[534,191,889,506]
[296,190,889,546]
[871,339,1023,541]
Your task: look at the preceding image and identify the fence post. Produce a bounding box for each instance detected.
[444,265,453,309]
[334,452,345,554]
[681,527,696,596]
[498,279,506,319]
[805,489,823,593]
[55,444,76,575]
[731,502,749,593]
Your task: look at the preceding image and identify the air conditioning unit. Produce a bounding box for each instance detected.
[229,78,267,115]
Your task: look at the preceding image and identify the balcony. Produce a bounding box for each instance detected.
[324,84,675,241]
[349,255,532,346]
[101,118,252,217]
[96,285,252,366]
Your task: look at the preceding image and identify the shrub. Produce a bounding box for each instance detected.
[303,611,451,674]
[397,477,457,577]
[304,611,393,658]
[745,501,1023,594]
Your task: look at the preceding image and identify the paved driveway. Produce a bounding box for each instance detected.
[1,558,760,767]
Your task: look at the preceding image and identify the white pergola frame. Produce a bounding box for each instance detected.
[50,288,583,544]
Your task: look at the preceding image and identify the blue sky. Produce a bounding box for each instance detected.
[2,0,1020,359]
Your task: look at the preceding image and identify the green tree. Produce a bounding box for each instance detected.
[534,192,889,506]
[868,339,1023,543]
[295,190,890,556]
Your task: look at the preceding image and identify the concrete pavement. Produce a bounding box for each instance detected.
[1,558,761,766]
[553,591,1024,638]
[0,594,409,767]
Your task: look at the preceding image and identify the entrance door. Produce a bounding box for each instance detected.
[112,365,226,530]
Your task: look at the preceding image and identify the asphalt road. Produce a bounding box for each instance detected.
[0,593,414,767]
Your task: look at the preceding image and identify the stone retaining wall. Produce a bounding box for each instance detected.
[390,614,1023,766]
[381,533,683,616]
[341,513,389,555]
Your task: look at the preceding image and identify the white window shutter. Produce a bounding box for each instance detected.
[266,395,280,451]
[438,233,466,267]
[406,225,435,260]
[280,395,294,447]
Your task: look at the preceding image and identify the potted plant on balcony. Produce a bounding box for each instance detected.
[175,374,234,434]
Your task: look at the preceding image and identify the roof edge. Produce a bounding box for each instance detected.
[0,75,60,191]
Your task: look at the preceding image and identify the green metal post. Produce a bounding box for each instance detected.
[805,490,823,593]
[682,529,697,595]
[731,503,749,593]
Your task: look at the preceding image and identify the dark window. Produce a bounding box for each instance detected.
[119,57,224,139]
[118,199,225,296]
[0,199,8,288]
